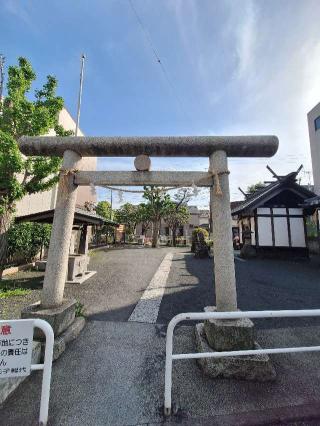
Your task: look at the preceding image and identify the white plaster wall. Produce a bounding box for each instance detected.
[257,216,273,246]
[273,208,287,215]
[308,102,320,195]
[250,217,256,245]
[289,208,303,215]
[290,217,306,247]
[274,217,289,246]
[257,208,271,215]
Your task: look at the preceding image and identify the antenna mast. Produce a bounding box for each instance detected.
[75,53,86,136]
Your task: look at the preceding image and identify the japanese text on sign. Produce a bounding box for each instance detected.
[0,320,34,378]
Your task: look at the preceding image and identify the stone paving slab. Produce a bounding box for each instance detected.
[2,321,320,425]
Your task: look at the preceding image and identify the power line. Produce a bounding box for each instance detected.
[128,0,190,123]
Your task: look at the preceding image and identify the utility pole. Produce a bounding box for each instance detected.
[75,53,86,136]
[0,54,5,102]
[110,189,113,220]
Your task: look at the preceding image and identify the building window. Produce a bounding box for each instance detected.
[315,116,320,131]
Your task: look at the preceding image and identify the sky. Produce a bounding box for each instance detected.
[2,0,320,208]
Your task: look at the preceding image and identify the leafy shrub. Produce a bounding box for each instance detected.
[7,222,52,263]
[191,227,209,252]
[75,301,85,317]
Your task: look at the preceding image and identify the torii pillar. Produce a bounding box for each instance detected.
[18,135,278,370]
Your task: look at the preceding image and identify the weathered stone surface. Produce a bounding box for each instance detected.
[35,260,47,271]
[204,306,255,351]
[21,298,77,338]
[18,135,279,158]
[67,254,89,281]
[48,317,86,361]
[210,151,237,311]
[0,342,41,404]
[41,149,82,308]
[75,170,213,187]
[195,323,276,381]
[134,154,151,171]
[240,244,257,259]
[66,270,96,285]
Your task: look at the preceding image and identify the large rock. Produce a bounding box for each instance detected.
[203,306,255,351]
[195,323,276,381]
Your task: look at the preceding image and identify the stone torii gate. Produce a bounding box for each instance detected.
[19,135,278,371]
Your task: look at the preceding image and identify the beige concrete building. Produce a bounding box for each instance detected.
[308,102,320,195]
[16,108,97,216]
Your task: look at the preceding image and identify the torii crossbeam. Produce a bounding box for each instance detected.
[19,135,278,311]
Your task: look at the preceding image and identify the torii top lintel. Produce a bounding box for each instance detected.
[18,135,278,158]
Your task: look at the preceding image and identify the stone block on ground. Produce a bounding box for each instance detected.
[21,298,77,338]
[0,341,41,404]
[195,323,276,381]
[47,316,86,361]
[240,244,257,259]
[204,306,255,351]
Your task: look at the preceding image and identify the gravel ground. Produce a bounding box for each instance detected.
[0,270,43,320]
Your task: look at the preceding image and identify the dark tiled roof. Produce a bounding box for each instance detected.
[301,195,320,208]
[231,172,315,215]
[16,207,118,226]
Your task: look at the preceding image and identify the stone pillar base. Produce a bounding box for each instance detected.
[203,306,255,351]
[195,323,276,381]
[21,298,85,360]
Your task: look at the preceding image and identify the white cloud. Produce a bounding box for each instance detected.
[98,0,320,205]
[4,0,31,26]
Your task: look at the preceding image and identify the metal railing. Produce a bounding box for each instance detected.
[164,309,320,416]
[32,319,54,425]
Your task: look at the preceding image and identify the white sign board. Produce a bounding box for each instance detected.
[0,319,34,378]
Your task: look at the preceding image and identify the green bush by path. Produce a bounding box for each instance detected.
[191,227,209,252]
[7,222,52,264]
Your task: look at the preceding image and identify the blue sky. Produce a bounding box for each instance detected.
[2,0,320,207]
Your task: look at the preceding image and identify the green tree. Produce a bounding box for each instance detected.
[164,202,190,247]
[137,203,152,236]
[95,201,114,244]
[114,203,140,242]
[191,227,209,253]
[246,182,266,194]
[7,222,52,263]
[0,57,71,276]
[95,201,112,220]
[142,186,171,248]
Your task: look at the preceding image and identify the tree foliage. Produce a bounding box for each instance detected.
[164,202,190,247]
[0,57,72,215]
[7,222,52,263]
[114,203,140,238]
[0,57,71,275]
[138,203,152,235]
[95,201,112,220]
[246,181,266,195]
[142,186,171,247]
[191,227,209,252]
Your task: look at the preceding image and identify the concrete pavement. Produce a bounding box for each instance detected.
[1,247,320,425]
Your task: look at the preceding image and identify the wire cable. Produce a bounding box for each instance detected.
[129,0,190,122]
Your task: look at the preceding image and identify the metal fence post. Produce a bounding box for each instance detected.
[33,319,54,426]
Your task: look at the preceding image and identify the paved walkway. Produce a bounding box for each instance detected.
[1,247,320,425]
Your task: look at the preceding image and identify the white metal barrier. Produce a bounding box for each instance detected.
[0,319,54,425]
[164,309,320,416]
[32,319,54,426]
